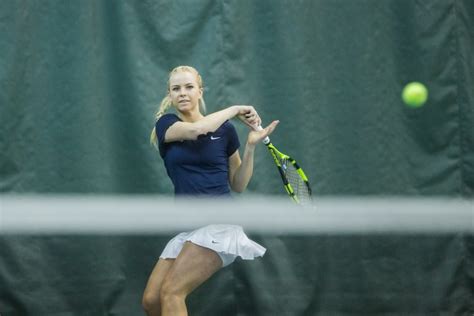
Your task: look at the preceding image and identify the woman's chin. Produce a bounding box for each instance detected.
[177,103,195,112]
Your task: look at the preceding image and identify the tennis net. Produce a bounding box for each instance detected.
[1,195,472,235]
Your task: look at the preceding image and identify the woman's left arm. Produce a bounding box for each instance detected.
[229,121,279,193]
[229,144,255,193]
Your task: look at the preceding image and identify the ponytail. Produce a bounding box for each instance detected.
[150,95,172,149]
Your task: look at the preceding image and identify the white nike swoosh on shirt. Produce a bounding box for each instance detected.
[210,136,221,140]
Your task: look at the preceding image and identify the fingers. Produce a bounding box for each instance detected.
[262,120,279,137]
[246,120,279,145]
[237,106,261,127]
[245,113,261,127]
[235,105,267,130]
[237,105,255,115]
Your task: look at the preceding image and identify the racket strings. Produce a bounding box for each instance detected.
[282,158,311,205]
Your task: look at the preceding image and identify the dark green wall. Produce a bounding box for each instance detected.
[1,0,472,196]
[1,234,472,316]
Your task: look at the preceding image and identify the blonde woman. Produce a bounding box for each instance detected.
[142,66,279,316]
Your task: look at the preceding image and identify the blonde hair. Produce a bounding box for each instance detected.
[150,66,206,149]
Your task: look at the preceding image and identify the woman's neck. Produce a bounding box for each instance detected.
[178,110,204,123]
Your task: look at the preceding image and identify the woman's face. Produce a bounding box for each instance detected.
[168,71,203,114]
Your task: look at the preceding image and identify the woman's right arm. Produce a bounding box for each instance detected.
[163,105,259,142]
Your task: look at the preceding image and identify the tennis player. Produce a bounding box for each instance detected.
[142,65,279,316]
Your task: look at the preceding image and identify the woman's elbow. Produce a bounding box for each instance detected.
[230,182,245,193]
[232,187,245,193]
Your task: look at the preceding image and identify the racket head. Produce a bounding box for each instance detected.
[267,144,312,205]
[281,157,312,205]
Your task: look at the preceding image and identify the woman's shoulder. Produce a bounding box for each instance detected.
[159,113,180,121]
[156,113,181,126]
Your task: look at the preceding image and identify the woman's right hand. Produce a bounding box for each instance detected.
[233,105,261,128]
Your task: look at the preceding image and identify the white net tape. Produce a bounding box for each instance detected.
[1,195,472,235]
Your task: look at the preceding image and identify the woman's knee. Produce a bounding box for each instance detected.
[159,276,186,303]
[142,290,160,312]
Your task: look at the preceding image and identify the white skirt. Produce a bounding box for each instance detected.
[160,224,266,267]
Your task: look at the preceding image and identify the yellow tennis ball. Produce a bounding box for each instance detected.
[402,82,428,108]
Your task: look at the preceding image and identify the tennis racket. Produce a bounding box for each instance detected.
[257,126,312,205]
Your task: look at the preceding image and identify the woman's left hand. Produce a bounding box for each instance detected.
[240,107,261,127]
[247,120,280,146]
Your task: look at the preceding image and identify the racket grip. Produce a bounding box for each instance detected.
[256,125,270,145]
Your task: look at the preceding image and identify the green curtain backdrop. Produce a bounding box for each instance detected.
[1,1,473,315]
[1,0,472,196]
[1,234,472,315]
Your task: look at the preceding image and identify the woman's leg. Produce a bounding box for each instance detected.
[160,241,223,316]
[142,258,175,316]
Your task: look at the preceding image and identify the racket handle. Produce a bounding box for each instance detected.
[256,125,270,145]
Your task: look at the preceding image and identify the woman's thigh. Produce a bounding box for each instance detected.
[162,241,223,296]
